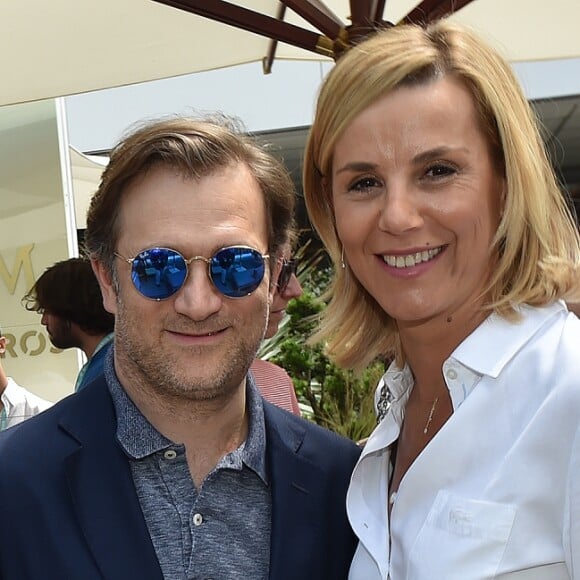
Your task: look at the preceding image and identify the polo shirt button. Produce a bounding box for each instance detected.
[193,513,203,526]
[164,450,177,460]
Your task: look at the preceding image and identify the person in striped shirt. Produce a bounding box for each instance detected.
[251,242,302,415]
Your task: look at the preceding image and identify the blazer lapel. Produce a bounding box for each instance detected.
[265,405,330,579]
[60,379,163,580]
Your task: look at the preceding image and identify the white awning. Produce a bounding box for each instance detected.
[2,0,580,108]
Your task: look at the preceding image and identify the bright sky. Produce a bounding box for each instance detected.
[65,57,580,153]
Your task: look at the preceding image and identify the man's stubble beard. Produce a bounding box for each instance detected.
[48,321,80,351]
[113,295,269,403]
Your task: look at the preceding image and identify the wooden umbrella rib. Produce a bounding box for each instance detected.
[263,3,286,74]
[371,0,386,21]
[401,0,474,24]
[340,0,391,50]
[282,0,344,39]
[263,1,340,74]
[151,0,328,54]
[349,0,375,24]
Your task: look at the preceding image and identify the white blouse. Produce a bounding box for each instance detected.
[347,302,580,579]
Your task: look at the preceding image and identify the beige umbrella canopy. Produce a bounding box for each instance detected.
[2,0,579,108]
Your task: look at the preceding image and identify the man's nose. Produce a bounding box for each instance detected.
[172,261,224,321]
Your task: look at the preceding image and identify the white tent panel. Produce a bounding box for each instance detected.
[2,0,579,107]
[69,147,108,230]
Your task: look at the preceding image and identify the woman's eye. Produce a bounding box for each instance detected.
[425,164,456,179]
[349,176,382,192]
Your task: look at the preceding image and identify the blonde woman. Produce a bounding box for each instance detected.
[303,20,580,579]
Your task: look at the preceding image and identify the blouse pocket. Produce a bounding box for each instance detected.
[407,490,516,580]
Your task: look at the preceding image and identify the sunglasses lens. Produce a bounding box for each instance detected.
[130,248,187,300]
[277,260,296,293]
[210,247,266,298]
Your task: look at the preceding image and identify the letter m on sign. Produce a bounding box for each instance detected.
[0,244,35,295]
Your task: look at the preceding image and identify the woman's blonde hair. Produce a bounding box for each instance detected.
[303,20,580,371]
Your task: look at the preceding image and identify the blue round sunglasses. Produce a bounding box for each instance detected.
[114,246,269,300]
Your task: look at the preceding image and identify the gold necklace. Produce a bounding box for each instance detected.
[423,397,439,434]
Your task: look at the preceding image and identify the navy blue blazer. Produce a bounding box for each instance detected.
[0,375,361,579]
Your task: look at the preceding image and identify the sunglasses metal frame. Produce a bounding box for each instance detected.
[114,245,270,301]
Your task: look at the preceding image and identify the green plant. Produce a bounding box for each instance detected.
[259,243,383,441]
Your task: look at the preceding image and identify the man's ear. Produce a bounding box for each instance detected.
[91,259,118,315]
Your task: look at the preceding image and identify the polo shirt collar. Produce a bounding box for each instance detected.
[104,347,268,482]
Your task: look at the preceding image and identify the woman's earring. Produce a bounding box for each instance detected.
[340,247,346,270]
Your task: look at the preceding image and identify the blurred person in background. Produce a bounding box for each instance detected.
[0,324,52,430]
[24,257,115,391]
[251,240,303,415]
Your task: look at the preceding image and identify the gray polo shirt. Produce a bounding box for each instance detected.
[105,350,271,579]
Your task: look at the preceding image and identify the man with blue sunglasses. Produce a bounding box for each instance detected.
[0,117,361,580]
